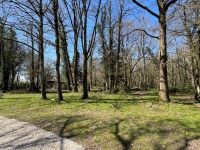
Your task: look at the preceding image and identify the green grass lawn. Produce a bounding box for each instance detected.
[0,91,200,150]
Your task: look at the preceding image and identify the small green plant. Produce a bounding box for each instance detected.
[94,137,100,143]
[147,89,159,95]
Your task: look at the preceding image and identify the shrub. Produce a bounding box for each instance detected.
[169,86,178,93]
[111,88,119,94]
[178,85,195,94]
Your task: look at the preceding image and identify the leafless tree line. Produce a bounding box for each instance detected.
[0,0,199,102]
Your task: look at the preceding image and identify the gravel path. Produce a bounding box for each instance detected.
[0,116,85,150]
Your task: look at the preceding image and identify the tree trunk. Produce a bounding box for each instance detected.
[2,48,9,92]
[73,41,78,92]
[89,52,93,90]
[0,25,9,92]
[29,24,36,91]
[39,0,47,100]
[82,52,88,99]
[158,11,170,102]
[143,56,146,90]
[182,6,199,102]
[10,68,16,90]
[183,57,188,85]
[53,0,63,101]
[114,13,122,89]
[36,55,40,91]
[82,1,88,99]
[65,47,73,91]
[131,0,178,102]
[124,62,127,87]
[141,33,146,90]
[60,20,73,91]
[81,0,101,98]
[0,27,3,90]
[108,1,113,93]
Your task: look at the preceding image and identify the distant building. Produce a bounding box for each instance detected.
[46,80,68,90]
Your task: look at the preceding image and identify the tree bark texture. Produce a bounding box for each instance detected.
[53,0,63,101]
[158,10,170,102]
[39,0,47,100]
[59,20,73,91]
[73,41,79,92]
[29,23,36,91]
[131,0,178,102]
[82,0,88,99]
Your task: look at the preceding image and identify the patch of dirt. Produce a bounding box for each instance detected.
[175,95,194,100]
[133,91,148,95]
[186,139,200,150]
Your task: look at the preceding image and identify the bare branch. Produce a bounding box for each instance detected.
[131,0,159,18]
[122,28,159,39]
[1,37,39,53]
[166,0,178,10]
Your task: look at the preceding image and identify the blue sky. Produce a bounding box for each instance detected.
[0,0,179,63]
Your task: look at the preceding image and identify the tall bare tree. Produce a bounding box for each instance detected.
[108,1,114,93]
[114,0,131,89]
[59,15,73,91]
[62,0,82,92]
[8,0,48,99]
[38,0,47,99]
[132,0,178,102]
[52,0,63,101]
[178,0,200,101]
[28,22,37,91]
[80,0,102,99]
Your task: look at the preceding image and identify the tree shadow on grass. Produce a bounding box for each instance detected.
[56,115,111,141]
[108,117,200,150]
[20,112,200,150]
[113,119,135,150]
[175,120,200,150]
[76,95,157,105]
[35,115,93,139]
[152,119,200,150]
[58,115,94,138]
[59,116,76,138]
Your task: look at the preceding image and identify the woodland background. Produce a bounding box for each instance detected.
[0,0,200,102]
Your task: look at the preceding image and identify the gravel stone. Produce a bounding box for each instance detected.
[0,116,85,150]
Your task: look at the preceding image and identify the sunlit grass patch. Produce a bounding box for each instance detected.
[0,92,200,149]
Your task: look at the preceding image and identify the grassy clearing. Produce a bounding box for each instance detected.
[0,91,200,150]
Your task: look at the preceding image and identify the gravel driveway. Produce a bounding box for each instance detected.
[0,116,85,150]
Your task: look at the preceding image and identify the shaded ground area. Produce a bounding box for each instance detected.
[0,116,84,150]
